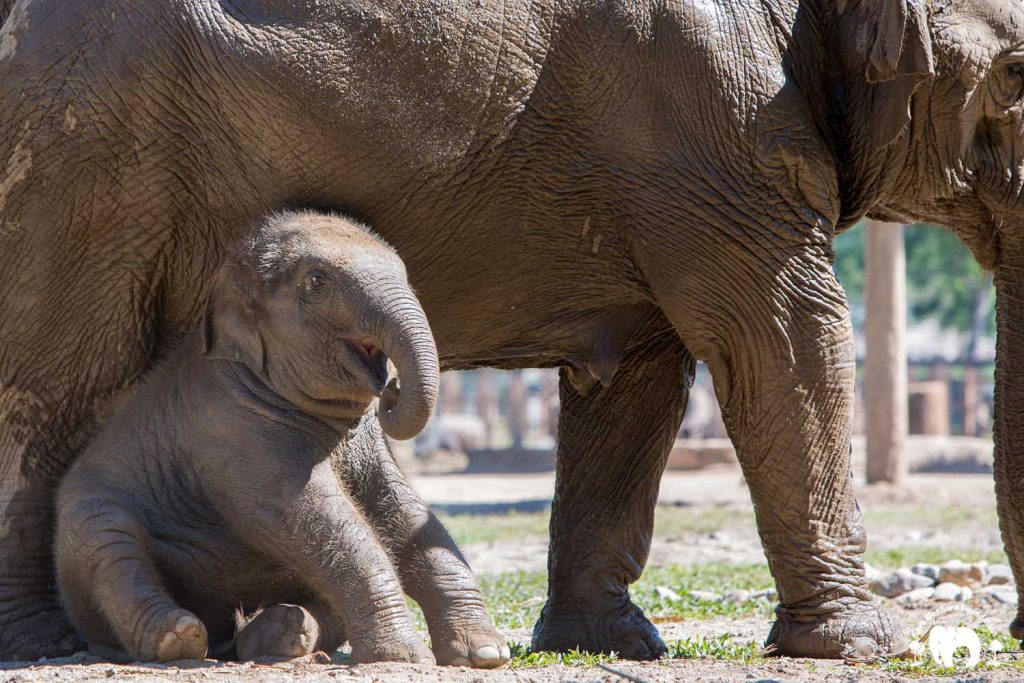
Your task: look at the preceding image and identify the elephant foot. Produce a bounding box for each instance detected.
[531,598,667,661]
[766,601,906,661]
[0,600,80,661]
[430,618,510,668]
[150,611,209,662]
[236,604,319,661]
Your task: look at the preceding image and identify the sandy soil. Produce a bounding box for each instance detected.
[4,470,1010,682]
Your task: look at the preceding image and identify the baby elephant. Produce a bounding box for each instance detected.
[55,211,508,667]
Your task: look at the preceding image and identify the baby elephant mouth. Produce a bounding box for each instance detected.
[348,341,390,396]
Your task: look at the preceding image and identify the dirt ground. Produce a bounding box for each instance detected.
[3,469,1012,682]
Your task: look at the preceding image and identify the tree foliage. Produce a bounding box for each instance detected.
[833,222,995,345]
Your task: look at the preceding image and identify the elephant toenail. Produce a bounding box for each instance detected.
[474,645,500,662]
[500,644,511,660]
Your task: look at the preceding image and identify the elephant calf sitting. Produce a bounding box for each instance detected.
[54,211,508,666]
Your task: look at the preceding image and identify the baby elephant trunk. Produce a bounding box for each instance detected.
[360,278,440,441]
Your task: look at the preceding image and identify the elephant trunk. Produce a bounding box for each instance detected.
[356,276,440,441]
[993,228,1024,637]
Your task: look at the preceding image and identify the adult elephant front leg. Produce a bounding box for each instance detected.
[532,333,693,660]
[647,239,903,660]
[992,227,1024,639]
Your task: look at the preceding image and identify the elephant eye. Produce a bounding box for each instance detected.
[988,60,1024,113]
[304,270,330,293]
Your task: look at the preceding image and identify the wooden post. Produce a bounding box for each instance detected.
[864,220,909,484]
[477,369,498,448]
[507,371,527,449]
[964,364,979,437]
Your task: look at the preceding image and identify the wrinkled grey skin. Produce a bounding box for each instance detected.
[2,0,1024,663]
[54,212,507,666]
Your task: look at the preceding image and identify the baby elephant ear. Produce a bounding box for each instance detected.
[201,266,265,373]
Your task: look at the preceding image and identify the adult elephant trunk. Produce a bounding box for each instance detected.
[356,276,440,441]
[994,228,1024,638]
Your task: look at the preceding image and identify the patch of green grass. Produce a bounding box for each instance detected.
[653,506,755,537]
[438,505,756,548]
[477,571,549,631]
[473,563,775,633]
[866,546,1007,567]
[863,505,998,530]
[437,510,550,545]
[634,564,775,620]
[664,635,762,661]
[507,642,617,668]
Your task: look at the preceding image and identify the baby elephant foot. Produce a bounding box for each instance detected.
[349,636,435,665]
[236,604,320,661]
[432,620,510,668]
[149,610,208,662]
[531,599,666,661]
[766,601,907,661]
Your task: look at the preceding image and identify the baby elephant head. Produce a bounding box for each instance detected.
[202,211,439,440]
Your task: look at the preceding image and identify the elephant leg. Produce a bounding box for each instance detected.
[992,237,1024,639]
[646,240,903,660]
[0,461,79,660]
[56,499,208,662]
[531,333,693,660]
[234,604,321,661]
[335,420,508,668]
[253,467,433,665]
[0,312,155,660]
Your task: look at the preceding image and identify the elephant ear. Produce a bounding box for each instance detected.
[201,265,265,373]
[832,0,934,225]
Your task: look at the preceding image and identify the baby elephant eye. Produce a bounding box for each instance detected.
[304,270,330,292]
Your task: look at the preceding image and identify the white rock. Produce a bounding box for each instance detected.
[911,564,940,581]
[865,563,883,581]
[655,586,683,602]
[956,586,973,602]
[939,560,986,588]
[723,589,750,603]
[986,564,1014,586]
[933,582,964,601]
[689,590,718,601]
[869,568,935,598]
[751,588,778,601]
[904,530,924,542]
[896,587,935,604]
[979,585,1019,605]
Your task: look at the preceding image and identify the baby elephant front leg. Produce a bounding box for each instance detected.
[265,472,433,665]
[55,498,208,661]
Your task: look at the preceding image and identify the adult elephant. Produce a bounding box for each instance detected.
[1,0,1023,663]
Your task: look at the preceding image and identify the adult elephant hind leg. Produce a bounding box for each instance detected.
[0,460,79,660]
[651,242,903,660]
[531,332,693,661]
